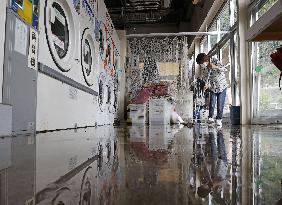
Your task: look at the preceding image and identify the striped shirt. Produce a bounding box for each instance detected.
[202,58,228,93]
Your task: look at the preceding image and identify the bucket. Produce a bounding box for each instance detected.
[230,106,240,125]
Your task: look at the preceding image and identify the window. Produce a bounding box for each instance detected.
[200,36,208,53]
[208,21,218,50]
[220,41,232,115]
[219,1,231,38]
[258,0,278,19]
[256,41,282,114]
[250,0,279,25]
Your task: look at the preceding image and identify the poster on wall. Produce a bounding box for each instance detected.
[11,0,39,29]
[14,18,28,55]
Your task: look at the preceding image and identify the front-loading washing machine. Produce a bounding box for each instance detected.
[97,71,113,126]
[107,79,117,115]
[37,0,102,131]
[38,0,81,74]
[80,0,98,88]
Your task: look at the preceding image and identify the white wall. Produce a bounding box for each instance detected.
[0,1,7,103]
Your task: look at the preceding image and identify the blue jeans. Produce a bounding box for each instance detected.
[209,88,227,120]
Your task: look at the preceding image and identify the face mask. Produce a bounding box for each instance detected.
[201,62,208,67]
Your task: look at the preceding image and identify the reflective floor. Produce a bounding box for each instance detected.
[1,124,282,205]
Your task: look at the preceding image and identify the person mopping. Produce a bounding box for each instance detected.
[196,53,228,127]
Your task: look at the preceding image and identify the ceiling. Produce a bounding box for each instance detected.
[104,0,200,29]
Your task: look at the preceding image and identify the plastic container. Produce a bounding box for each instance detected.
[230,106,240,125]
[149,98,172,125]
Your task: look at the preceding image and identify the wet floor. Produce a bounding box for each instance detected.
[0,124,282,205]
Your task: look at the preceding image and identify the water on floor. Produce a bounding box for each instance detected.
[0,124,282,205]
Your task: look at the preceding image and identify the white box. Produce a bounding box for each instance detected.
[149,98,172,125]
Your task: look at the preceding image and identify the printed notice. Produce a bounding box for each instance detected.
[28,27,39,70]
[14,18,28,55]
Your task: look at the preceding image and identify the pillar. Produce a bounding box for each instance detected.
[117,30,127,123]
[238,0,252,124]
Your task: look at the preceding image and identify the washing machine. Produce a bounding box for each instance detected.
[37,0,102,131]
[38,0,81,74]
[107,79,116,114]
[80,0,98,87]
[97,71,113,125]
[97,46,119,126]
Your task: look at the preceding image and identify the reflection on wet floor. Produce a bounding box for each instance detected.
[0,124,282,205]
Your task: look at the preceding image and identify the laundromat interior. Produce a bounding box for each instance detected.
[1,0,282,204]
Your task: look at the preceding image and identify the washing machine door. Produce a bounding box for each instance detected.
[105,41,112,72]
[81,28,96,86]
[45,0,79,72]
[99,23,107,65]
[98,73,107,111]
[107,80,116,113]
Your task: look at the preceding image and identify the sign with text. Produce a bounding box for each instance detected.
[28,28,38,70]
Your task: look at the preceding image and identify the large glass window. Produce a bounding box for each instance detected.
[219,1,231,38]
[208,21,218,50]
[220,41,232,116]
[253,41,282,117]
[200,36,208,53]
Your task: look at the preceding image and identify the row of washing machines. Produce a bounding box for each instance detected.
[2,0,121,132]
[37,0,121,130]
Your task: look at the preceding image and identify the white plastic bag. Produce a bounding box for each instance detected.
[171,110,184,124]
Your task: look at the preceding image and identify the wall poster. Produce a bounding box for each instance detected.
[11,0,39,29]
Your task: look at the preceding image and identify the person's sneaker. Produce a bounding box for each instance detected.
[216,119,222,127]
[208,118,214,124]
